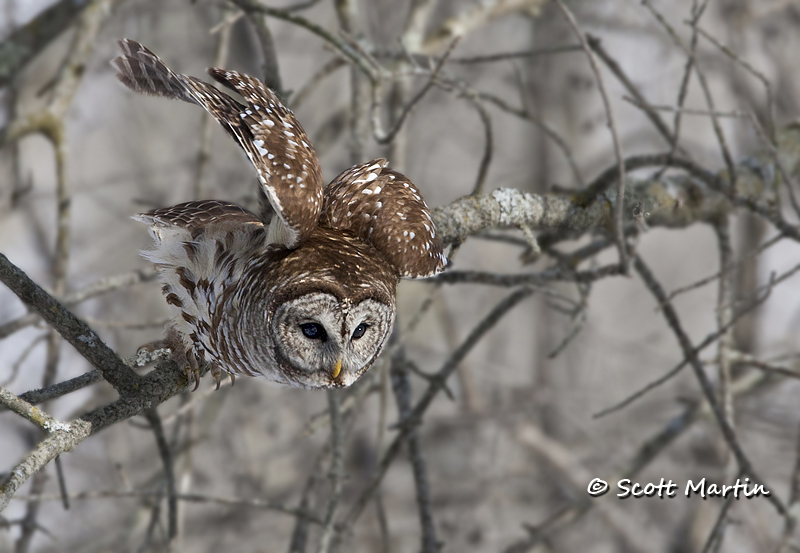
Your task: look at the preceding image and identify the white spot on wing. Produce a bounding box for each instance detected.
[253,139,268,157]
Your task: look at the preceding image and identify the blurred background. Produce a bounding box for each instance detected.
[2,0,800,551]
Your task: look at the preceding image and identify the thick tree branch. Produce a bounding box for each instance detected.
[0,254,140,393]
[432,123,800,246]
[0,357,191,513]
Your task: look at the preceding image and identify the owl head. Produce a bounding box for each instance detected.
[244,227,398,388]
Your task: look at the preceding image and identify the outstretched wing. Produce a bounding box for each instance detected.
[112,39,323,249]
[320,159,448,279]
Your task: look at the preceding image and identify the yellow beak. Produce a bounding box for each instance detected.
[331,358,343,380]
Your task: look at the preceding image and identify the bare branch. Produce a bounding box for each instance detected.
[0,268,157,340]
[0,254,140,393]
[143,409,177,541]
[315,390,345,553]
[633,254,786,517]
[390,353,439,553]
[587,34,677,149]
[344,287,534,526]
[554,0,628,271]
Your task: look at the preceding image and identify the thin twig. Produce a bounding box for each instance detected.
[2,334,47,387]
[466,93,493,195]
[713,219,736,451]
[432,266,622,288]
[623,97,748,118]
[554,0,628,272]
[334,0,367,165]
[450,44,582,63]
[594,257,784,419]
[642,0,699,162]
[665,233,783,303]
[233,0,284,96]
[515,423,664,553]
[193,9,232,198]
[779,420,800,549]
[390,352,439,553]
[343,287,534,526]
[587,34,676,148]
[372,38,460,145]
[9,490,323,521]
[232,0,379,82]
[289,57,347,111]
[54,456,69,510]
[633,255,786,517]
[646,0,737,186]
[700,484,738,553]
[316,390,345,553]
[692,23,775,141]
[144,409,177,541]
[476,89,585,187]
[728,352,800,380]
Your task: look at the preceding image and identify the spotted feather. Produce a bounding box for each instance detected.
[320,159,447,278]
[113,39,323,249]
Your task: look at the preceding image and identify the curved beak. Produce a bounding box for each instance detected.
[331,357,343,380]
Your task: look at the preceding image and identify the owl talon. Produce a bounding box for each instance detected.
[186,349,201,392]
[210,363,222,390]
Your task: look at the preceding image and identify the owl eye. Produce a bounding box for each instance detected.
[300,323,327,341]
[351,323,370,340]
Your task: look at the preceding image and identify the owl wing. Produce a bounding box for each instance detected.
[112,39,323,249]
[133,200,263,239]
[319,159,448,279]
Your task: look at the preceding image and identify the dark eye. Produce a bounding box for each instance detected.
[351,323,369,340]
[300,323,327,341]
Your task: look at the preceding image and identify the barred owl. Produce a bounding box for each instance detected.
[113,40,447,389]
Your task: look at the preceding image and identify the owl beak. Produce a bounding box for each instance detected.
[331,357,343,380]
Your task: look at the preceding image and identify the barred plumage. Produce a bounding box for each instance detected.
[116,40,447,389]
